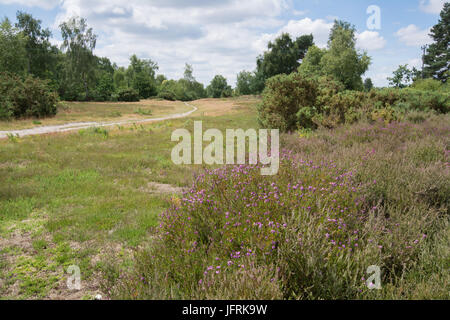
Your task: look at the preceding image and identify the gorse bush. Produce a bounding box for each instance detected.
[258,73,317,131]
[104,115,449,299]
[0,72,58,120]
[258,72,450,132]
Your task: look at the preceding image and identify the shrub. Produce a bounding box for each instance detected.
[117,88,140,102]
[412,78,444,92]
[0,72,58,119]
[258,73,318,131]
[319,90,367,127]
[372,88,449,114]
[257,71,449,132]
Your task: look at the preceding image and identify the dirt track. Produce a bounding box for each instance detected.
[0,102,197,139]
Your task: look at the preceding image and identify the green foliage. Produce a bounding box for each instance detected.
[387,64,417,88]
[127,54,158,99]
[157,79,178,101]
[95,73,115,101]
[235,33,314,96]
[299,20,371,91]
[258,69,449,131]
[113,67,128,90]
[412,78,447,92]
[364,78,374,91]
[235,70,265,96]
[60,17,97,100]
[0,18,28,75]
[236,71,253,95]
[156,65,205,101]
[423,3,449,82]
[0,72,58,119]
[297,45,326,77]
[15,11,57,79]
[207,75,232,98]
[258,73,318,131]
[320,21,371,90]
[117,88,140,102]
[257,33,314,80]
[155,74,167,91]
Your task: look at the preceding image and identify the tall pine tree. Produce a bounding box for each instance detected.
[423,3,449,82]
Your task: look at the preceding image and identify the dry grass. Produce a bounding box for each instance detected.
[0,99,190,131]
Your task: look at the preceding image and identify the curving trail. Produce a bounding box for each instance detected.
[0,102,197,139]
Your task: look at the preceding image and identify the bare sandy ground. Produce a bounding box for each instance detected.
[0,102,197,139]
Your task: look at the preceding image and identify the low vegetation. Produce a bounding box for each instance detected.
[104,110,449,300]
[258,73,449,132]
[0,3,448,302]
[0,72,58,120]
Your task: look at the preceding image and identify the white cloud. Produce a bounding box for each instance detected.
[47,0,291,86]
[419,0,445,14]
[0,0,60,9]
[407,58,422,69]
[293,10,307,16]
[395,24,432,47]
[254,18,333,53]
[356,31,386,51]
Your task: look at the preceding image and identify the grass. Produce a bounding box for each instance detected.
[0,96,259,299]
[0,95,448,300]
[0,99,191,131]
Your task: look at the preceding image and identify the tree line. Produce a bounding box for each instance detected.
[0,5,448,113]
[0,12,237,103]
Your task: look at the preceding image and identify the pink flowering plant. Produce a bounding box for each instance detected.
[104,117,448,299]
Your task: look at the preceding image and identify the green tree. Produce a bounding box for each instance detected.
[0,18,27,75]
[60,17,97,100]
[15,11,56,79]
[423,3,449,82]
[299,20,371,90]
[256,33,314,80]
[181,64,205,100]
[96,73,114,101]
[297,45,326,77]
[206,75,232,98]
[249,69,266,94]
[328,20,355,45]
[364,78,374,91]
[320,20,370,90]
[113,67,128,90]
[155,74,167,94]
[156,74,167,86]
[387,64,414,88]
[127,54,158,98]
[183,63,195,82]
[236,70,253,95]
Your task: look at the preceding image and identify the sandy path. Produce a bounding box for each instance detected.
[0,102,197,139]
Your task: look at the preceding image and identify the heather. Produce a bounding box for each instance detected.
[105,114,449,299]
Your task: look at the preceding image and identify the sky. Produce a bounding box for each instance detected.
[0,0,446,87]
